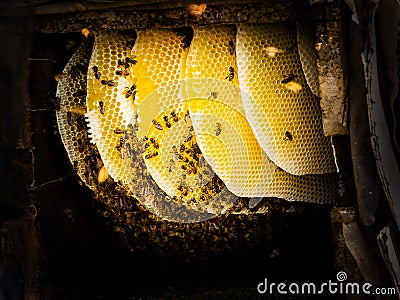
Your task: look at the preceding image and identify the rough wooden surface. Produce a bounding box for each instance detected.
[32,1,346,33]
[343,222,395,300]
[348,3,382,227]
[316,17,348,136]
[0,1,41,299]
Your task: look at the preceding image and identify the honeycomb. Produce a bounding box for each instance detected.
[184,25,276,197]
[86,31,138,185]
[55,38,97,189]
[132,28,237,213]
[236,23,336,175]
[56,25,340,223]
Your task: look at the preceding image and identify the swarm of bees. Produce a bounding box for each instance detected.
[149,109,181,133]
[208,91,217,100]
[228,40,235,55]
[92,65,101,80]
[100,79,115,87]
[186,3,207,18]
[98,101,105,114]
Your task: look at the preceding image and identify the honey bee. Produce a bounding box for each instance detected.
[101,80,115,87]
[122,70,130,77]
[228,40,235,55]
[283,131,293,141]
[197,173,203,187]
[92,66,101,79]
[67,112,73,126]
[168,159,175,172]
[114,128,125,134]
[99,101,105,114]
[207,91,217,100]
[264,46,283,57]
[225,66,235,81]
[215,122,222,136]
[81,28,90,38]
[187,3,207,18]
[116,70,123,76]
[202,168,211,176]
[125,84,137,99]
[284,81,302,93]
[171,145,179,159]
[192,143,201,154]
[152,119,163,130]
[170,110,179,122]
[179,144,186,153]
[163,115,171,128]
[54,73,63,82]
[125,143,132,157]
[145,151,158,159]
[119,137,125,148]
[117,59,125,67]
[76,115,86,131]
[281,73,297,84]
[119,149,125,159]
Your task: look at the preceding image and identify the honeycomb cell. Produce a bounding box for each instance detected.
[236,23,336,175]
